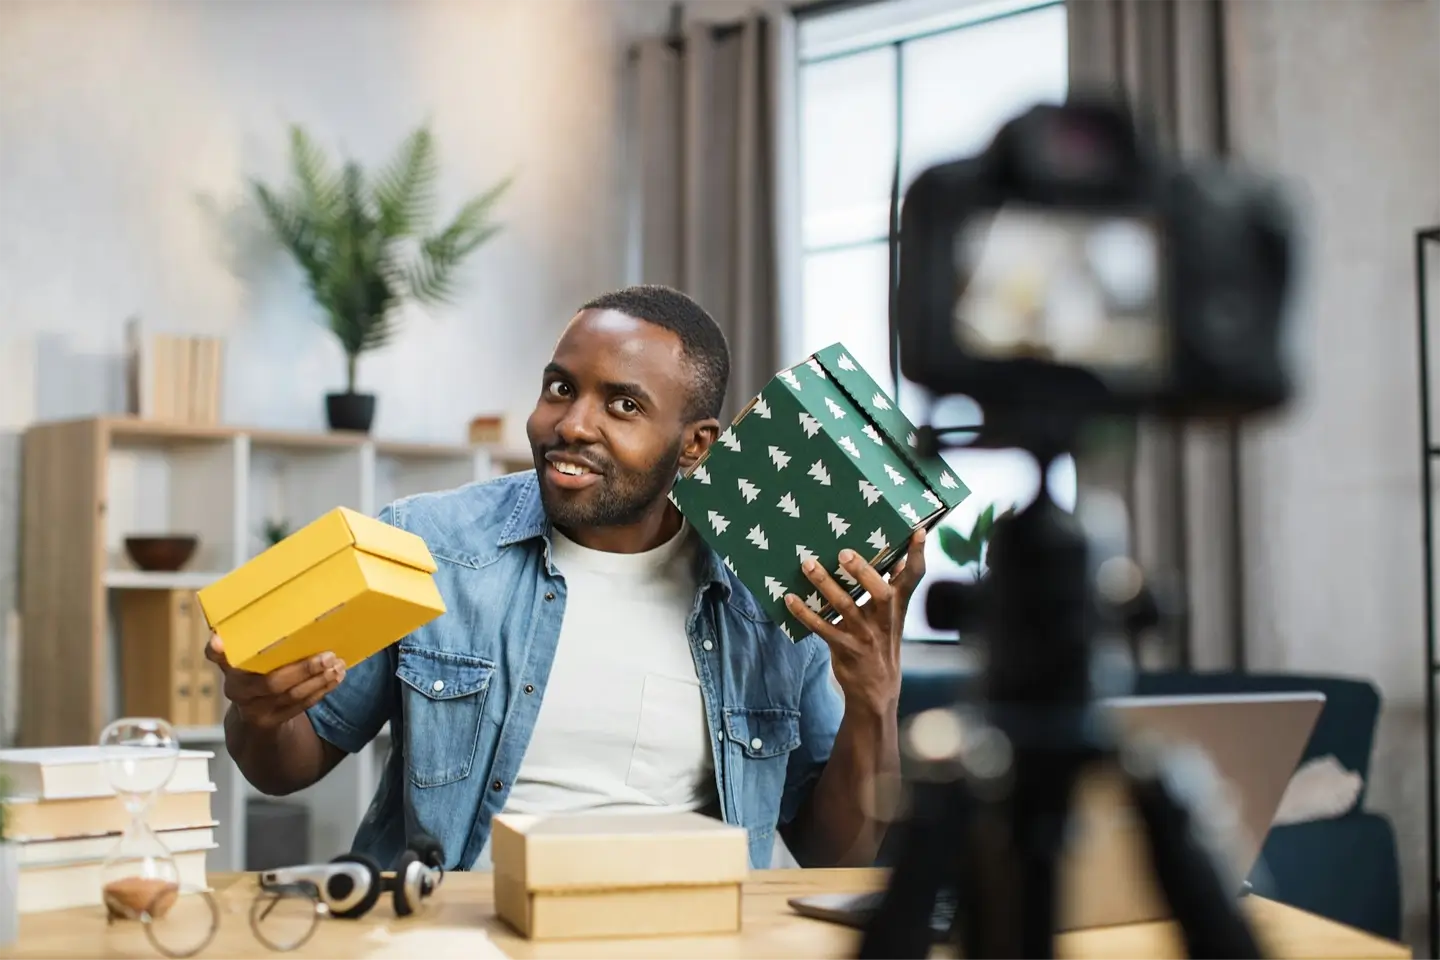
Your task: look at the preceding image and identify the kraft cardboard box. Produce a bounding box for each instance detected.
[491,811,749,941]
[670,342,971,640]
[196,506,446,674]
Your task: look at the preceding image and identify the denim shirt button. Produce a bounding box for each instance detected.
[750,737,763,750]
[492,780,503,791]
[544,591,555,601]
[431,680,445,693]
[524,684,535,694]
[702,640,714,652]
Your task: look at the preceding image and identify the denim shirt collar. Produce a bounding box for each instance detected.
[494,471,732,600]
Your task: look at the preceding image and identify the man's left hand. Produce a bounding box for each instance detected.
[784,528,927,714]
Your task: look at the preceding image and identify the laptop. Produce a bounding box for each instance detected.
[789,691,1324,936]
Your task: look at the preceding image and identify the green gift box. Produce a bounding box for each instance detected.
[670,342,971,640]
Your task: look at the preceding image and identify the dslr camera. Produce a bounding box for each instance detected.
[896,94,1296,440]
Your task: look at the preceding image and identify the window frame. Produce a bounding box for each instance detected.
[791,0,1071,643]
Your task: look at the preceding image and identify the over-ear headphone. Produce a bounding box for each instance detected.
[258,832,445,919]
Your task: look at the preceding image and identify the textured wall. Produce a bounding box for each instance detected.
[1226,0,1440,945]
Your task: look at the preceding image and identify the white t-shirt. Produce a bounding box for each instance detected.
[469,520,716,869]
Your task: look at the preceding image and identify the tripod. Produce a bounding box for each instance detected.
[857,442,1266,960]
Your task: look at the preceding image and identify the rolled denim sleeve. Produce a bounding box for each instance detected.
[778,635,844,827]
[304,503,402,754]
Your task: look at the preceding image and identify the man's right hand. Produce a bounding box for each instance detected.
[205,635,346,732]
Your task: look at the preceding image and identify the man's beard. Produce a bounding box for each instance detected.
[538,437,682,529]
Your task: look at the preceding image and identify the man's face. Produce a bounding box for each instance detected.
[525,309,717,531]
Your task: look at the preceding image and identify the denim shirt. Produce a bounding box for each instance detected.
[307,470,845,871]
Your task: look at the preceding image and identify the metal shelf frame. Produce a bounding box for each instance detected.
[1415,225,1440,959]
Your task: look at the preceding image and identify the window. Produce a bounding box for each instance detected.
[794,0,1077,640]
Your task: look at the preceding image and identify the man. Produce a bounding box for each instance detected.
[207,284,927,872]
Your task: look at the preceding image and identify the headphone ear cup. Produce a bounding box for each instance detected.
[391,850,420,917]
[327,852,383,919]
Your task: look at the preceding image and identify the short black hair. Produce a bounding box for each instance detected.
[580,284,730,421]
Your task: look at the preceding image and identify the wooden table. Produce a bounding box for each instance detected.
[0,869,1410,959]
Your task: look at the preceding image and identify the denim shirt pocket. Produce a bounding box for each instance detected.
[397,647,496,788]
[723,706,802,835]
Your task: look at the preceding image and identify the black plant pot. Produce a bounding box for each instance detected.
[326,392,376,433]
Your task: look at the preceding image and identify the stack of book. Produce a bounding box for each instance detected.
[125,318,225,425]
[0,745,218,914]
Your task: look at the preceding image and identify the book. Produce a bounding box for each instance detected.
[4,786,216,842]
[0,745,213,800]
[18,846,211,914]
[15,823,217,868]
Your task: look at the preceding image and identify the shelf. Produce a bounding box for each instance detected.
[105,570,222,590]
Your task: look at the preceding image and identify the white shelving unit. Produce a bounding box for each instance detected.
[20,417,532,872]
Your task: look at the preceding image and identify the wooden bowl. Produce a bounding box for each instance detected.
[124,535,198,572]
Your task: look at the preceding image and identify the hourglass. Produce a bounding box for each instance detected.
[99,718,217,958]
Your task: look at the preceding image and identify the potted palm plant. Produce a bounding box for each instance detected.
[0,773,16,947]
[252,124,510,433]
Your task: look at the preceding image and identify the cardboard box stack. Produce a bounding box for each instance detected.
[491,811,749,940]
[196,506,446,673]
[0,746,218,913]
[671,341,971,640]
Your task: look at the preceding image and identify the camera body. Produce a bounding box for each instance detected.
[896,95,1296,430]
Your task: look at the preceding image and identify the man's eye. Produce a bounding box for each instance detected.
[547,381,571,398]
[611,398,639,415]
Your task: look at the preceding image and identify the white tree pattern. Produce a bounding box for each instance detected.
[708,511,730,534]
[738,478,760,503]
[808,459,831,486]
[777,492,800,517]
[827,512,851,538]
[769,445,791,470]
[799,413,822,437]
[746,524,769,551]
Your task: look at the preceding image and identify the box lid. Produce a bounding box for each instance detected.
[806,342,969,509]
[196,507,437,626]
[491,811,749,892]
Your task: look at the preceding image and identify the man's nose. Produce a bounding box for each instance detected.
[555,399,602,446]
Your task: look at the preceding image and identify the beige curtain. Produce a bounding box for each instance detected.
[1067,0,1243,671]
[629,11,782,424]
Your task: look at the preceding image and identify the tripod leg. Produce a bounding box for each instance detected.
[1122,743,1267,959]
[857,776,966,959]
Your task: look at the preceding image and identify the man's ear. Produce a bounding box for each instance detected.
[679,418,721,471]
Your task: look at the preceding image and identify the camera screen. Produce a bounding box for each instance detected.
[950,206,1166,382]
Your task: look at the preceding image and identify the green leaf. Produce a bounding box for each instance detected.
[938,525,980,569]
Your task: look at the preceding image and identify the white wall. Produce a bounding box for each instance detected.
[1226,0,1440,944]
[0,0,673,742]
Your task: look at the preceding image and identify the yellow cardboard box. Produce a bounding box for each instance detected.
[196,507,446,674]
[491,811,749,940]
